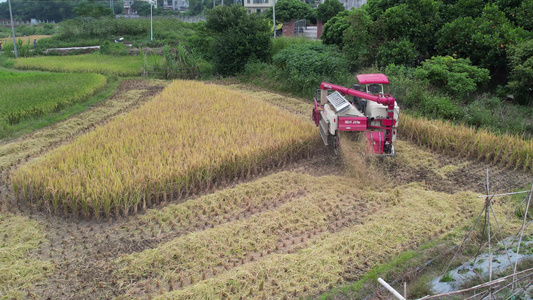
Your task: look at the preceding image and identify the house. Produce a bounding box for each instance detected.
[335,0,366,10]
[244,0,272,14]
[124,0,134,14]
[162,0,189,11]
[124,0,160,15]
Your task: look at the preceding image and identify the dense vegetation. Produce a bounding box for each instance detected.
[0,69,106,128]
[2,0,532,136]
[249,0,533,136]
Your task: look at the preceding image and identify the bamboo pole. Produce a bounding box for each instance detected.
[512,182,533,290]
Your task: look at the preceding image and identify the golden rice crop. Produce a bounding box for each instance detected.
[400,114,533,172]
[11,81,319,219]
[13,54,143,76]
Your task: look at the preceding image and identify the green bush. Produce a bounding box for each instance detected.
[273,43,348,95]
[414,56,490,98]
[420,95,463,120]
[99,41,129,56]
[271,36,315,57]
[464,100,497,128]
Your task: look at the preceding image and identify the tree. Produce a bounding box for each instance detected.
[377,39,417,67]
[341,9,375,68]
[376,0,441,57]
[131,0,151,15]
[516,0,533,31]
[263,0,312,23]
[507,40,533,104]
[206,5,272,76]
[316,0,344,24]
[436,4,528,71]
[74,0,113,18]
[321,11,350,47]
[364,0,402,21]
[0,0,76,22]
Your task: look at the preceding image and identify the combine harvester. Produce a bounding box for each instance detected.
[312,73,400,155]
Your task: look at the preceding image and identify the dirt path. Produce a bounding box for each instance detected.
[0,81,531,299]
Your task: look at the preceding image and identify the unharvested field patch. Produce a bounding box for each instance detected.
[401,114,533,172]
[111,171,479,299]
[0,69,106,125]
[0,35,50,45]
[223,83,310,119]
[0,79,166,172]
[12,81,318,219]
[13,54,144,76]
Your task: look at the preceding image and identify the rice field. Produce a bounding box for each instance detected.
[0,69,106,125]
[400,114,533,172]
[12,54,144,76]
[0,35,50,45]
[4,79,531,299]
[11,81,319,219]
[113,171,480,299]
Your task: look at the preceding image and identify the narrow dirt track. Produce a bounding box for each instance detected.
[0,81,531,299]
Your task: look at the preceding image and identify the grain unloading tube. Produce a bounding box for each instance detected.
[311,73,400,155]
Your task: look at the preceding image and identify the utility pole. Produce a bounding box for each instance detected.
[150,0,154,41]
[7,0,18,58]
[111,0,115,14]
[272,0,276,38]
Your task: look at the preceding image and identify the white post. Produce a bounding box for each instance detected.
[272,0,276,37]
[378,278,406,300]
[8,0,17,58]
[150,1,154,41]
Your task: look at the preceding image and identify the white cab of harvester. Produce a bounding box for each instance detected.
[365,101,400,142]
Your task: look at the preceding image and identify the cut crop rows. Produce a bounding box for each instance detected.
[11,81,319,219]
[111,170,479,299]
